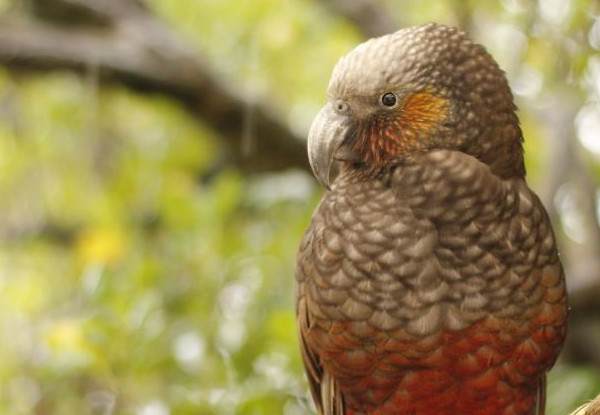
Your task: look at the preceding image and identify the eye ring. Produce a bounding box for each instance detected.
[333,100,350,114]
[381,92,397,107]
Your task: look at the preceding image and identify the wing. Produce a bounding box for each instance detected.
[296,206,346,415]
[298,296,345,415]
[296,149,568,414]
[402,150,567,412]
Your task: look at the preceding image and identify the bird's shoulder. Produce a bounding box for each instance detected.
[298,149,561,291]
[324,149,523,221]
[390,149,514,211]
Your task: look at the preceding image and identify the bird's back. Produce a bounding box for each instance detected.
[296,150,568,415]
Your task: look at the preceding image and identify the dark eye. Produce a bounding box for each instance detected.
[381,92,396,107]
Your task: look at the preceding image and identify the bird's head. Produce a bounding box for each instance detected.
[308,23,525,188]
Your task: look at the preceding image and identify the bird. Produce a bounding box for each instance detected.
[295,23,568,415]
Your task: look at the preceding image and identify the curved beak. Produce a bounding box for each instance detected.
[307,104,352,189]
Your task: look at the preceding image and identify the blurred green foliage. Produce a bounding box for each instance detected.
[0,67,321,414]
[0,0,599,414]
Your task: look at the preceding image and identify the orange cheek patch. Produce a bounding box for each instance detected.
[400,91,450,134]
[354,91,450,166]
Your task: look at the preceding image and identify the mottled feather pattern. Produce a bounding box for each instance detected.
[296,150,567,414]
[298,22,567,415]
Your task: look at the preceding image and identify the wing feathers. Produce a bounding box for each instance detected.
[298,297,346,415]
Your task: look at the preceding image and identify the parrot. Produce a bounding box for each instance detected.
[295,23,568,415]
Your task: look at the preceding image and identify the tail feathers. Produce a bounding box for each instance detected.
[321,371,345,415]
[536,375,546,415]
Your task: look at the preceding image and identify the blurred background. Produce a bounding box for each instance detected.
[0,0,598,414]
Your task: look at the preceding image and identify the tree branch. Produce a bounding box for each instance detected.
[0,0,308,173]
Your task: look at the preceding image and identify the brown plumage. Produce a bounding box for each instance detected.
[296,23,567,415]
